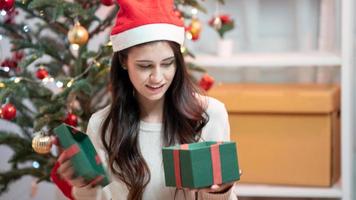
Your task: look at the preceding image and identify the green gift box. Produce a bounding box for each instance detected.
[53,124,110,187]
[162,141,240,189]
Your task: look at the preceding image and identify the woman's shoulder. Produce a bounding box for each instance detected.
[197,95,230,141]
[195,94,227,116]
[87,105,111,132]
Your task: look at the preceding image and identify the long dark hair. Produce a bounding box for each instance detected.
[101,41,208,200]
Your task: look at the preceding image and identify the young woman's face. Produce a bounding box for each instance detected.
[126,41,176,103]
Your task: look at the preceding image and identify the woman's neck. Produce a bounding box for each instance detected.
[138,97,165,123]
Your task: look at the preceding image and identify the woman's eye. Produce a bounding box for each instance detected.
[138,65,151,69]
[162,61,174,67]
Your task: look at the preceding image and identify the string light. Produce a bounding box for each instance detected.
[32,161,40,169]
[191,8,198,15]
[56,81,64,88]
[10,77,22,83]
[186,32,193,40]
[66,79,74,88]
[0,82,5,88]
[42,77,53,84]
[93,60,101,67]
[23,25,30,32]
[0,66,10,72]
[0,10,7,16]
[70,44,80,51]
[180,46,187,54]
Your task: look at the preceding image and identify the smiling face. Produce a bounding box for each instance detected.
[126,41,177,105]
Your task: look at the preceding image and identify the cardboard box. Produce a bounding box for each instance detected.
[208,84,340,187]
[54,124,110,187]
[162,141,240,188]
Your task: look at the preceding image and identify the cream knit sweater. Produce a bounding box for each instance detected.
[72,96,238,200]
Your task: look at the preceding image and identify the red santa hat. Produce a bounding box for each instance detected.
[110,0,185,52]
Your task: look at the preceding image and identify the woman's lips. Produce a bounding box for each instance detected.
[146,84,164,93]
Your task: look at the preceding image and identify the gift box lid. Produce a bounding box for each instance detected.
[53,124,110,187]
[208,84,340,114]
[163,141,231,150]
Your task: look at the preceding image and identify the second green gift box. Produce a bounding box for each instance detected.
[162,141,240,189]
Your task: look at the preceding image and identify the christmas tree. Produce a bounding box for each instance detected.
[0,0,225,195]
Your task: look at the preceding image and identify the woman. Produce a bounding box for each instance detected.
[57,0,237,199]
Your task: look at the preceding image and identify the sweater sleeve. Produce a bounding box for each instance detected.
[72,108,110,200]
[197,183,238,200]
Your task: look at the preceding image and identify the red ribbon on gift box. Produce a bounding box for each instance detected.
[173,142,223,188]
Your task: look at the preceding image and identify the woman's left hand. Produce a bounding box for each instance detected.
[201,182,234,194]
[187,181,235,194]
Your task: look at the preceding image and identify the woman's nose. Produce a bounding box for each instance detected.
[149,67,163,83]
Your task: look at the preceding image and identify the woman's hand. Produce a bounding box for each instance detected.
[199,182,234,194]
[57,149,90,188]
[185,181,234,194]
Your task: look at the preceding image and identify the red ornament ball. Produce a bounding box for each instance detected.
[13,51,24,61]
[0,0,15,11]
[199,74,215,91]
[36,68,49,80]
[1,58,17,68]
[100,0,114,6]
[1,103,16,120]
[64,113,78,127]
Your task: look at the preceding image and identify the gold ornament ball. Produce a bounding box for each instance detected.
[190,18,202,35]
[68,22,89,46]
[32,134,52,154]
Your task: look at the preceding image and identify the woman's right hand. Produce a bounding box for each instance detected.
[57,151,88,188]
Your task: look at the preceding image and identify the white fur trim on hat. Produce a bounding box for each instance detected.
[110,23,185,52]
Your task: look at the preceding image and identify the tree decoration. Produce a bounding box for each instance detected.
[67,22,89,46]
[209,14,234,39]
[0,0,15,11]
[186,18,202,41]
[0,103,16,120]
[32,133,52,154]
[199,74,215,91]
[35,68,49,80]
[64,113,78,127]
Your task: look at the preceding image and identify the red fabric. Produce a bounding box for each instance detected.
[50,161,75,200]
[173,149,182,189]
[210,143,223,185]
[111,0,184,36]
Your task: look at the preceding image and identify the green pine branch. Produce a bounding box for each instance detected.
[0,167,51,194]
